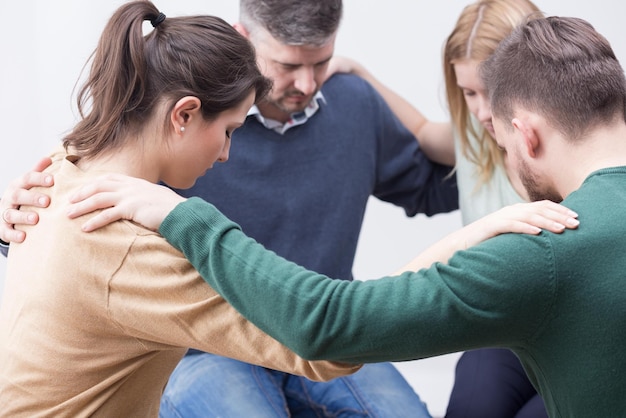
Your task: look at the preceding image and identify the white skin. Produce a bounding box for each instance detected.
[0,59,576,245]
[0,38,581,247]
[324,57,494,165]
[493,108,626,203]
[0,20,337,241]
[0,36,582,259]
[399,105,626,273]
[454,59,494,137]
[454,58,528,200]
[326,56,530,200]
[68,95,626,272]
[324,56,455,165]
[77,94,253,191]
[60,177,578,273]
[0,93,253,242]
[62,103,591,247]
[235,23,335,123]
[493,112,567,203]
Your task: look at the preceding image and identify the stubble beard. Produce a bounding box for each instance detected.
[265,88,315,116]
[519,158,562,203]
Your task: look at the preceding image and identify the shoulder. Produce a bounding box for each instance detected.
[445,232,558,339]
[322,73,380,101]
[452,231,557,298]
[320,73,396,124]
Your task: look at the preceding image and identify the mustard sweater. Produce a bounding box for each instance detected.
[0,156,359,417]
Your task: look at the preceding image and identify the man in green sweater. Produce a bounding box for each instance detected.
[5,15,626,418]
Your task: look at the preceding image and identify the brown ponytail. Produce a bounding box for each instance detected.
[64,0,271,159]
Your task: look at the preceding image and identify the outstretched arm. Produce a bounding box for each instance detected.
[66,174,579,362]
[326,56,455,166]
[0,157,53,252]
[395,201,579,274]
[68,174,578,269]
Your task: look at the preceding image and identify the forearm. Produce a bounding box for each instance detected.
[394,228,469,275]
[395,200,579,274]
[417,121,455,166]
[160,198,445,363]
[394,218,493,274]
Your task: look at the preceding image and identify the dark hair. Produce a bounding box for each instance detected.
[239,0,342,46]
[482,16,626,140]
[64,0,272,158]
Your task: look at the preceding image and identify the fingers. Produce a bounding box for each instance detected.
[78,209,124,232]
[31,157,53,173]
[68,174,136,204]
[4,185,51,210]
[0,226,26,244]
[67,191,133,232]
[538,200,578,217]
[0,206,30,243]
[498,201,579,235]
[66,178,136,231]
[67,175,141,218]
[0,184,50,244]
[68,184,105,205]
[13,169,54,192]
[1,207,39,227]
[0,165,55,243]
[67,192,117,219]
[3,169,53,208]
[523,201,579,232]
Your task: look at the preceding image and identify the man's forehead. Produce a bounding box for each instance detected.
[251,25,336,49]
[256,36,335,66]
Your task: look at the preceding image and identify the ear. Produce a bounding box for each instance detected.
[170,96,202,135]
[511,116,540,159]
[233,22,249,39]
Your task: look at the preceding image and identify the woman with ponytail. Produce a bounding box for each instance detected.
[0,1,360,416]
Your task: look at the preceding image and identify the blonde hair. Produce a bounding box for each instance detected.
[443,0,542,185]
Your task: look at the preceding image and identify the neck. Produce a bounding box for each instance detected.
[75,142,160,183]
[554,122,626,198]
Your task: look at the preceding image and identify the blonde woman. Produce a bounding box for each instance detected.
[326,0,548,416]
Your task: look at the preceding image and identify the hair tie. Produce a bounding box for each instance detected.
[151,12,166,28]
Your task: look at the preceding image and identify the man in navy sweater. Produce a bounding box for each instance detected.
[0,1,457,417]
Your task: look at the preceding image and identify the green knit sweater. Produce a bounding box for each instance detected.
[160,167,626,418]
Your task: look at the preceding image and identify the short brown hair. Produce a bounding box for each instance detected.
[482,16,626,140]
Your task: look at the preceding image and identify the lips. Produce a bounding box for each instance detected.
[285,95,307,103]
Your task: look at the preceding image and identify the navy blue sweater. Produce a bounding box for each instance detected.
[175,74,458,280]
[1,75,457,271]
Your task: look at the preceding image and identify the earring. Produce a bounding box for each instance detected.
[180,126,185,133]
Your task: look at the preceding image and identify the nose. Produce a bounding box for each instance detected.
[476,96,492,124]
[217,140,230,163]
[293,66,317,95]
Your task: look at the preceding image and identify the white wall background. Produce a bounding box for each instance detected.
[1,1,625,416]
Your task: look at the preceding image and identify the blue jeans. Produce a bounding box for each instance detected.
[159,351,431,417]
